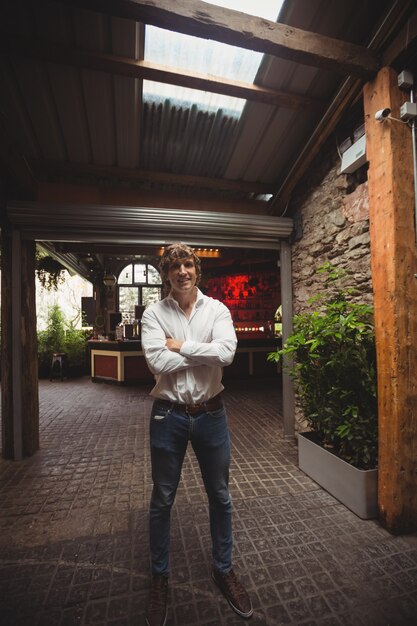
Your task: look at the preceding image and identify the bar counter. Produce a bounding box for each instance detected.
[225,337,280,379]
[88,337,280,385]
[88,340,153,384]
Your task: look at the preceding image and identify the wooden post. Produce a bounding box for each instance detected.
[21,236,40,455]
[11,230,23,459]
[363,67,417,533]
[1,228,14,458]
[1,228,39,459]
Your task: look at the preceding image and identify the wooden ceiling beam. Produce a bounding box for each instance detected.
[30,158,276,195]
[53,243,233,260]
[270,76,363,215]
[53,0,380,78]
[35,181,272,215]
[54,242,163,255]
[382,8,417,68]
[0,36,323,112]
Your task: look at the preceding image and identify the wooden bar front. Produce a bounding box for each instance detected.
[89,340,154,384]
[89,338,279,384]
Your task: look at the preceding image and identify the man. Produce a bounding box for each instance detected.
[141,243,253,626]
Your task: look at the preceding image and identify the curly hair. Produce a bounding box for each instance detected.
[159,243,201,290]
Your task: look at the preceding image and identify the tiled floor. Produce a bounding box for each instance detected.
[0,377,416,625]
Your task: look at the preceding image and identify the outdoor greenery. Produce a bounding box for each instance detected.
[37,304,88,376]
[268,263,378,470]
[37,304,66,370]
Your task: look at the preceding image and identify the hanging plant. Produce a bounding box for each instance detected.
[36,255,66,291]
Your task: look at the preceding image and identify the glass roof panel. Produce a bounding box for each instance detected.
[143,0,284,117]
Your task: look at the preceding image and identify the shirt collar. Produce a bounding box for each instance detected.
[166,287,206,307]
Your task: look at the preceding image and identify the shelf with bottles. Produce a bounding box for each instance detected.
[234,320,275,338]
[205,270,280,305]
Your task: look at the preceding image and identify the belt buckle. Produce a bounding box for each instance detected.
[186,402,204,415]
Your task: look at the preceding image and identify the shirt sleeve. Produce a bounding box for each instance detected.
[141,308,195,375]
[180,303,237,366]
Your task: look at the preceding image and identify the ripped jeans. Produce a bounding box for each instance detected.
[149,399,232,576]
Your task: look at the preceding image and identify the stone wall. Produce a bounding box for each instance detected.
[290,145,373,315]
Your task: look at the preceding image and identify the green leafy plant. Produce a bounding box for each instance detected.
[64,322,89,370]
[37,304,88,375]
[268,263,377,469]
[36,254,66,291]
[37,304,66,371]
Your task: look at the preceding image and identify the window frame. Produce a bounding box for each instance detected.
[117,262,162,319]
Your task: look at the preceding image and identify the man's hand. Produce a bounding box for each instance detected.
[165,338,183,353]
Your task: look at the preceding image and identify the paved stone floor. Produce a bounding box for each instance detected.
[0,377,416,626]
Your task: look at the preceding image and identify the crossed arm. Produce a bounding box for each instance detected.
[141,306,237,375]
[165,337,183,353]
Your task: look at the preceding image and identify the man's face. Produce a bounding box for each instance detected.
[167,256,197,296]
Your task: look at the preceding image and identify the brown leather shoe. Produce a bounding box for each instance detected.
[145,575,168,626]
[212,568,253,618]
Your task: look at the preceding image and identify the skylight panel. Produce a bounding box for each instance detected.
[204,0,281,21]
[143,0,284,117]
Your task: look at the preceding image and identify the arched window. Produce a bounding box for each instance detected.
[117,262,162,320]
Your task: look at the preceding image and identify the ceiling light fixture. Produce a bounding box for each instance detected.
[103,272,117,288]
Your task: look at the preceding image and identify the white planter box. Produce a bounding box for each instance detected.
[298,432,378,519]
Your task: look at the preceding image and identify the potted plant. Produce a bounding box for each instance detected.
[36,253,66,291]
[268,263,378,518]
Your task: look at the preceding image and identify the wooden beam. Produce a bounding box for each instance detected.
[36,181,271,215]
[55,242,163,256]
[364,67,417,534]
[31,158,275,195]
[53,0,380,78]
[382,8,417,68]
[270,76,363,214]
[0,35,323,112]
[54,242,236,259]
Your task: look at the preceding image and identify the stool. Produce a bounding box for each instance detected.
[50,352,67,381]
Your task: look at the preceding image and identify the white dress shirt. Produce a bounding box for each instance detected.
[141,288,237,403]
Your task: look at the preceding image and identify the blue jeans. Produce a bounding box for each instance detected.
[149,399,232,576]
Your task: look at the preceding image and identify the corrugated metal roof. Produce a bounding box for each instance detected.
[2,0,410,278]
[0,0,403,204]
[0,0,392,188]
[142,101,239,176]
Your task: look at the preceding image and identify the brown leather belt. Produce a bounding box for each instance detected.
[157,393,223,416]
